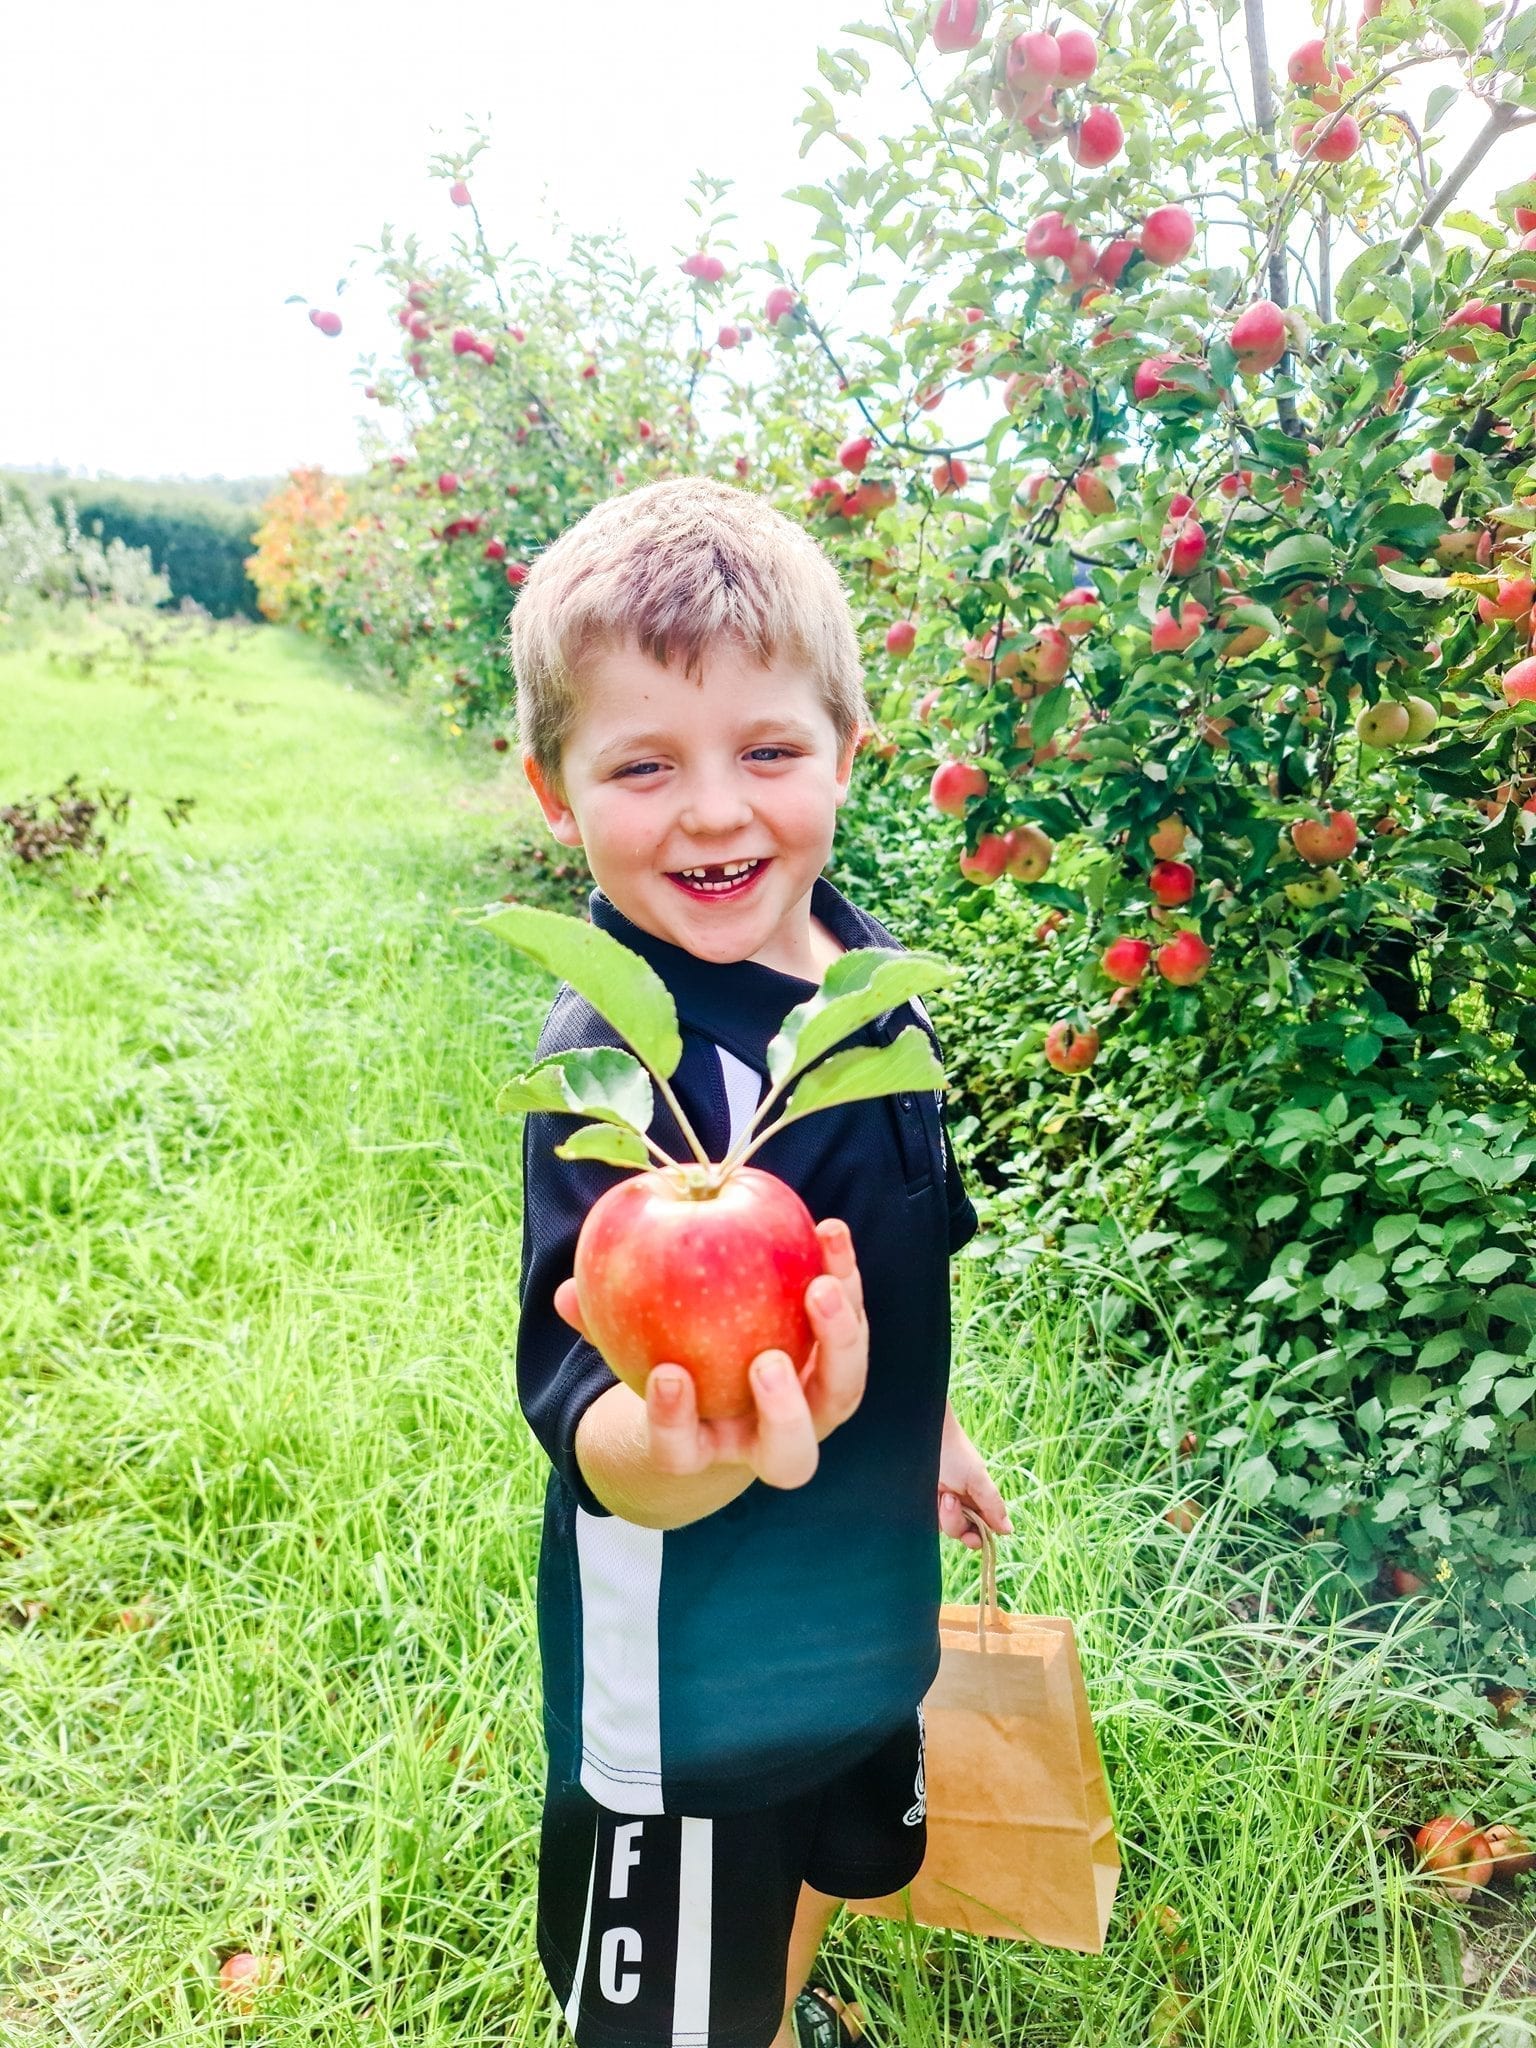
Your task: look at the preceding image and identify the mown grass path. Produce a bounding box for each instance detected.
[0,617,1527,2045]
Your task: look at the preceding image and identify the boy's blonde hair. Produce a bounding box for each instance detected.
[508,476,866,788]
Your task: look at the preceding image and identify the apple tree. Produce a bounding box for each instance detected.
[262,146,841,731]
[777,0,1536,1670]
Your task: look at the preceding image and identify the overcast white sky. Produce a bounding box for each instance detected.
[3,0,1523,483]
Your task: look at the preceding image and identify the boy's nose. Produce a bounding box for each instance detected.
[676,780,755,837]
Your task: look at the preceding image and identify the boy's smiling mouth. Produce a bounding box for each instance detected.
[666,857,771,899]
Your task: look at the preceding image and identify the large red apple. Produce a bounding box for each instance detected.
[930,759,988,815]
[765,285,798,327]
[839,434,876,474]
[1478,576,1536,623]
[1294,115,1361,161]
[574,1168,825,1421]
[1503,657,1536,704]
[1287,37,1331,85]
[932,458,969,494]
[885,619,917,657]
[1007,30,1061,90]
[1151,601,1207,654]
[1025,211,1080,262]
[1445,301,1501,361]
[1155,930,1212,985]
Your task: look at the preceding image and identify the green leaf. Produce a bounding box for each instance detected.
[496,1046,655,1135]
[1342,1032,1384,1074]
[1373,1213,1419,1254]
[774,1025,945,1132]
[1490,1283,1536,1327]
[1233,1454,1277,1505]
[1460,1246,1518,1282]
[1425,83,1458,129]
[1368,502,1447,550]
[476,905,682,1079]
[1257,1193,1298,1226]
[1419,1331,1464,1370]
[1427,0,1484,52]
[1494,1377,1536,1416]
[554,1123,651,1170]
[1502,1570,1536,1604]
[765,948,954,1088]
[1263,534,1333,578]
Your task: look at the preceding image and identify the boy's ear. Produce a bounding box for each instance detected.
[833,729,860,806]
[523,753,584,849]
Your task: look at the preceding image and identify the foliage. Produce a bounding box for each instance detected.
[0,485,170,619]
[6,473,270,617]
[258,154,837,731]
[775,0,1536,1669]
[246,466,352,623]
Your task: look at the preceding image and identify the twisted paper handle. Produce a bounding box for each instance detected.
[960,1505,1003,1641]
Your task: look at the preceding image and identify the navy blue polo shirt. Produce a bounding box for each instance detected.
[516,874,977,1818]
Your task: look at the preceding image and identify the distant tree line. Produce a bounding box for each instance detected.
[2,472,279,617]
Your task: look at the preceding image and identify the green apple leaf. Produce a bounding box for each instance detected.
[497,1046,655,1134]
[765,948,955,1087]
[476,905,682,1079]
[554,1123,651,1170]
[771,1025,946,1132]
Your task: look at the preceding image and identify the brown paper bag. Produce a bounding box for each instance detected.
[854,1519,1119,1952]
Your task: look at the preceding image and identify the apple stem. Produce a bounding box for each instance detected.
[652,1070,714,1171]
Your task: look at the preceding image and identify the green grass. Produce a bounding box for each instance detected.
[1,612,1531,2046]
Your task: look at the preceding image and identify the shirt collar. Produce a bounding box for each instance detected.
[587,876,890,1071]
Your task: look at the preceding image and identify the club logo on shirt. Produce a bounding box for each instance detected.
[903,1705,926,1826]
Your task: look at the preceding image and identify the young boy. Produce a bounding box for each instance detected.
[511,476,1011,2048]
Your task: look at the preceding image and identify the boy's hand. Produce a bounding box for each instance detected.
[554,1217,868,1492]
[938,1406,1013,1550]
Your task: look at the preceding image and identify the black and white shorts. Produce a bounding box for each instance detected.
[537,1712,926,2048]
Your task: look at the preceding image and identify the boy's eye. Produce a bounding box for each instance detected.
[747,746,796,762]
[614,747,797,778]
[614,761,661,778]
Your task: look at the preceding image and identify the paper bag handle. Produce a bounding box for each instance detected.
[960,1505,1004,1639]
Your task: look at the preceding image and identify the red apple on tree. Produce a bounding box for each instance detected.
[1356,699,1411,746]
[930,0,984,52]
[930,759,988,815]
[1287,37,1332,86]
[1294,114,1361,161]
[1102,936,1153,984]
[1230,299,1287,376]
[1071,106,1124,168]
[309,308,342,337]
[1055,26,1098,79]
[1139,205,1196,266]
[885,620,917,658]
[1291,810,1358,864]
[1149,859,1197,906]
[960,834,1010,884]
[449,180,472,206]
[1044,1021,1099,1073]
[765,285,798,327]
[1503,657,1536,704]
[1057,588,1100,637]
[1025,211,1080,262]
[1150,601,1207,653]
[839,434,876,473]
[1007,30,1061,91]
[1001,822,1053,880]
[1445,301,1501,361]
[932,458,969,494]
[1074,467,1115,515]
[1155,930,1212,985]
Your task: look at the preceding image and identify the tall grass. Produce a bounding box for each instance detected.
[1,617,1530,2045]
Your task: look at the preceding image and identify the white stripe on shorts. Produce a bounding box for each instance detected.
[563,1825,599,2036]
[672,1817,713,2047]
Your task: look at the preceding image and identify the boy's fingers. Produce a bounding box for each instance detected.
[748,1351,820,1490]
[815,1217,864,1316]
[644,1365,704,1475]
[553,1278,590,1341]
[805,1272,867,1432]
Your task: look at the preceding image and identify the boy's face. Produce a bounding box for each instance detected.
[524,638,858,978]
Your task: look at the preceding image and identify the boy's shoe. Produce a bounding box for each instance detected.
[792,1986,866,2047]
